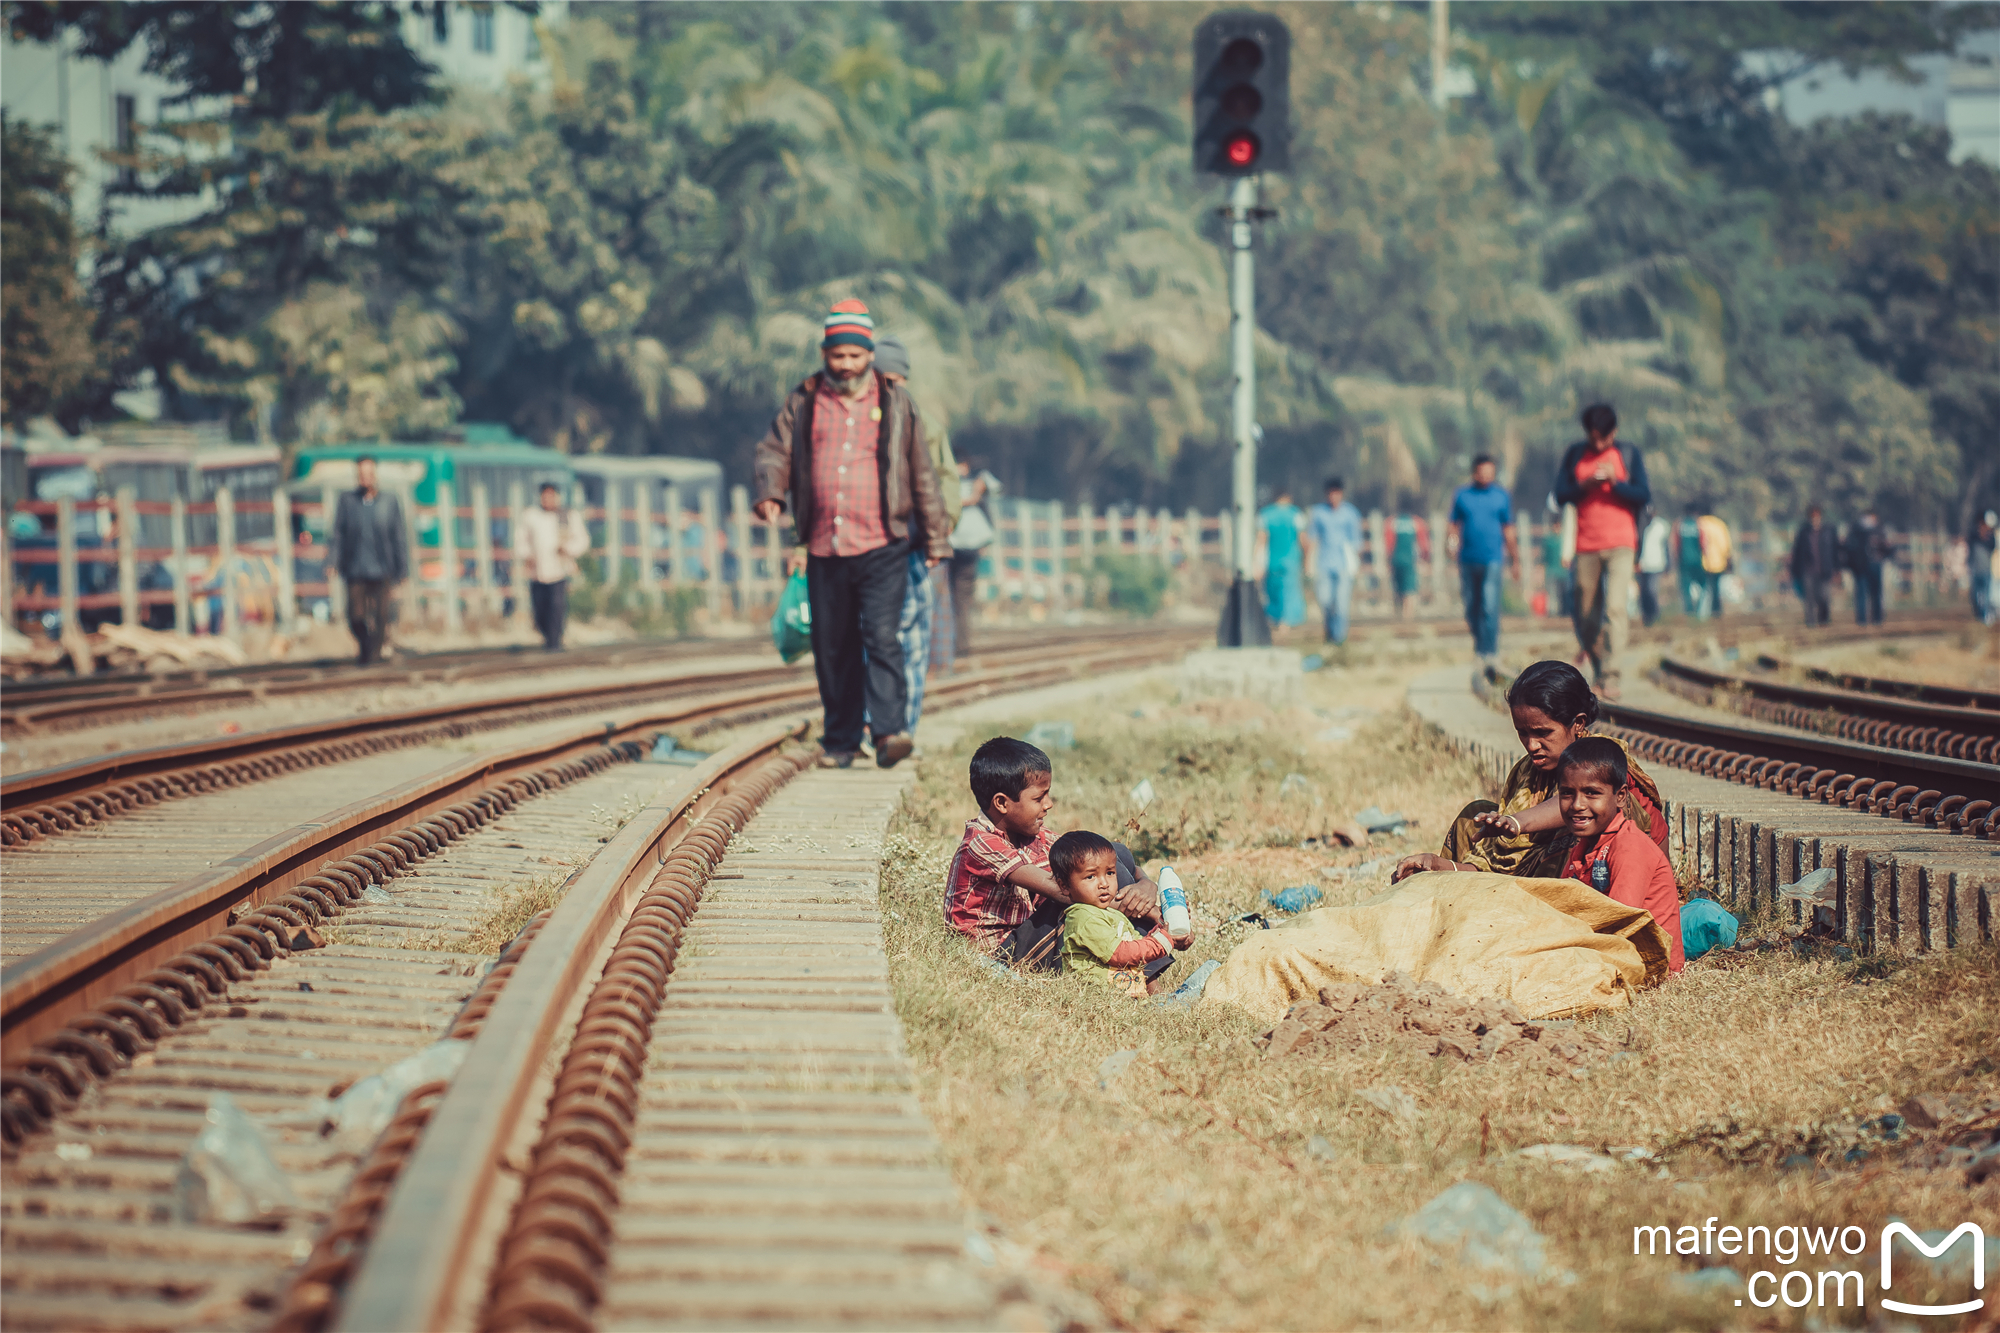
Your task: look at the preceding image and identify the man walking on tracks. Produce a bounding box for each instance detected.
[1790,506,1841,627]
[753,300,952,769]
[1553,404,1649,700]
[1843,508,1892,626]
[330,456,407,666]
[516,481,589,650]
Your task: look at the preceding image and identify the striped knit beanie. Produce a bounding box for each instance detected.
[821,298,875,351]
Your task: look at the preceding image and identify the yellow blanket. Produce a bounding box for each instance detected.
[1203,871,1671,1022]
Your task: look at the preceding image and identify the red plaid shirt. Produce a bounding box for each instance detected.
[943,815,1053,953]
[806,374,888,557]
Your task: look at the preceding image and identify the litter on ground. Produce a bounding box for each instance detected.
[1392,1181,1551,1279]
[1023,720,1076,751]
[1257,973,1623,1077]
[1259,884,1323,914]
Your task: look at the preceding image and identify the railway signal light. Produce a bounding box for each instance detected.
[1193,12,1291,176]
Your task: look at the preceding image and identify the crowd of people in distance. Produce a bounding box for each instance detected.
[1251,399,1997,697]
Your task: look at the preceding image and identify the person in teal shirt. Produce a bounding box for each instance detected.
[1256,488,1306,627]
[1390,508,1426,620]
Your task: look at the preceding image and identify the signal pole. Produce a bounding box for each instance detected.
[1218,173,1270,647]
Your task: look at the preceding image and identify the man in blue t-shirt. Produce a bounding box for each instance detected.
[1305,475,1364,645]
[1447,454,1517,662]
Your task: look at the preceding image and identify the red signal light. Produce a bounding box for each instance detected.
[1224,131,1260,167]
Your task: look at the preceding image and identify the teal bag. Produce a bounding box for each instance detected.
[771,570,812,663]
[1680,897,1738,961]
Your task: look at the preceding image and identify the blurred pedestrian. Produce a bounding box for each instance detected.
[872,333,960,727]
[1541,497,1570,618]
[1390,506,1426,620]
[329,456,408,665]
[752,298,950,769]
[1255,486,1306,627]
[1675,514,1707,618]
[1972,510,1998,625]
[515,481,588,649]
[1307,475,1362,645]
[1554,403,1651,699]
[949,457,998,659]
[1636,513,1669,627]
[1696,513,1732,619]
[1789,505,1840,628]
[1843,508,1892,626]
[1448,454,1517,663]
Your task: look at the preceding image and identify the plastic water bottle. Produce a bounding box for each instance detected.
[1158,866,1192,940]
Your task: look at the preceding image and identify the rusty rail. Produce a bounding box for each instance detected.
[0,662,813,845]
[1654,656,2000,762]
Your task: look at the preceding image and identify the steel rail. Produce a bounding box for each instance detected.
[1761,655,2000,714]
[0,638,693,726]
[0,661,810,840]
[1654,656,2000,762]
[1599,699,2000,834]
[0,621,1197,726]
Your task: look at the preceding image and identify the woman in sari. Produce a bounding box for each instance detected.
[1395,660,1667,882]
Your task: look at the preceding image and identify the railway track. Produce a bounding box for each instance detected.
[1654,655,2000,762]
[0,632,1180,1330]
[0,627,1203,848]
[1753,652,2000,713]
[0,622,1193,738]
[0,638,709,737]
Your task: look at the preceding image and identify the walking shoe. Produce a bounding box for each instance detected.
[874,732,915,768]
[817,750,859,769]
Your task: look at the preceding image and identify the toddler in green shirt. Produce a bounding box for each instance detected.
[1054,830,1177,996]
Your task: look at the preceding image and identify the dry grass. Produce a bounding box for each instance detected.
[881,666,2000,1331]
[458,872,569,955]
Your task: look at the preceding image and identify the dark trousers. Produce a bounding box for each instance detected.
[1801,578,1832,627]
[1459,561,1502,656]
[1854,563,1884,625]
[529,579,568,649]
[347,578,391,665]
[1636,571,1661,627]
[808,540,909,753]
[949,549,982,658]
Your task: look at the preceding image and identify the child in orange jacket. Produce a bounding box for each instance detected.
[1556,737,1684,972]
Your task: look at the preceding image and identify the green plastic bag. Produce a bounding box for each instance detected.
[771,570,812,663]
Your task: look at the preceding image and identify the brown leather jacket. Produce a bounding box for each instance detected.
[752,370,952,562]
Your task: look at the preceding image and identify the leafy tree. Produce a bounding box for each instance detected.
[1,116,106,423]
[1452,1,1996,173]
[7,1,456,438]
[1773,113,2000,527]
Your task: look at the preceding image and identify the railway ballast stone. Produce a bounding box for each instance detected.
[1257,971,1620,1076]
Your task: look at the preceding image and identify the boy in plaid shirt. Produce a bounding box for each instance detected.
[944,736,1166,970]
